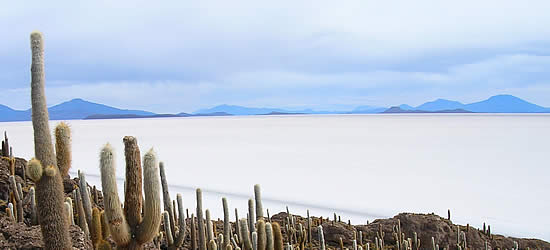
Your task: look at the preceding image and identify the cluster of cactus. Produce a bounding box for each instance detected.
[159,162,186,249]
[392,219,420,250]
[99,136,161,250]
[1,131,12,158]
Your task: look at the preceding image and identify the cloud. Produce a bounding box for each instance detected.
[2,1,550,110]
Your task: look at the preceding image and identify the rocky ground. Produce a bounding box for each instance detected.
[0,157,548,249]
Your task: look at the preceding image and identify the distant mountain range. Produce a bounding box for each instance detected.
[0,95,549,122]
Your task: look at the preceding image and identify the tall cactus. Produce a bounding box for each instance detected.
[254,184,264,220]
[223,197,231,249]
[99,139,161,250]
[197,188,208,250]
[159,162,185,249]
[28,31,73,250]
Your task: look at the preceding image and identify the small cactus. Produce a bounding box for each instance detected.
[318,225,326,250]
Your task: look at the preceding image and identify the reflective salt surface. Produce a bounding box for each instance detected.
[2,114,549,241]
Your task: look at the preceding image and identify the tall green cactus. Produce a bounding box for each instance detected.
[99,139,161,250]
[28,31,73,250]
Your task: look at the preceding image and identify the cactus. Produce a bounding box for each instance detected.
[240,219,253,250]
[8,175,23,222]
[191,213,197,250]
[78,171,93,230]
[99,139,161,249]
[235,208,243,244]
[272,222,283,250]
[160,162,176,234]
[254,184,264,220]
[28,187,38,225]
[197,188,208,250]
[207,209,214,242]
[223,198,231,249]
[257,220,266,250]
[209,239,219,250]
[75,188,90,237]
[318,225,326,250]
[7,203,15,221]
[90,207,112,250]
[159,162,186,249]
[55,123,71,178]
[252,232,258,250]
[28,31,73,249]
[248,198,256,235]
[265,222,274,250]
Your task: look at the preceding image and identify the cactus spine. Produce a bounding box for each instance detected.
[99,140,161,249]
[28,31,72,250]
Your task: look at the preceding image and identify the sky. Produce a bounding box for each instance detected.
[2,1,550,113]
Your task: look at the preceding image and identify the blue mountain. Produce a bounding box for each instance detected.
[415,99,465,111]
[350,105,387,114]
[0,98,155,122]
[464,95,550,113]
[390,95,550,113]
[194,104,289,115]
[45,98,155,119]
[0,104,28,121]
[398,104,415,110]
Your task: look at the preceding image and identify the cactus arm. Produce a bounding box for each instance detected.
[99,143,131,246]
[55,122,71,177]
[136,148,161,243]
[122,136,143,228]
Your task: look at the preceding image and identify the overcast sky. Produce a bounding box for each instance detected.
[2,1,550,113]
